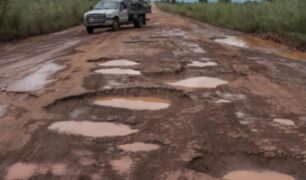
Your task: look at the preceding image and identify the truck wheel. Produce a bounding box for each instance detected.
[86,27,94,34]
[112,18,120,31]
[143,15,147,25]
[133,16,144,28]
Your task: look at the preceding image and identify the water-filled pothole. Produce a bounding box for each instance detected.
[5,163,37,180]
[48,121,138,138]
[95,68,141,75]
[213,35,306,61]
[167,77,228,88]
[187,61,218,67]
[7,62,64,92]
[119,142,159,152]
[191,47,206,53]
[0,104,8,118]
[214,36,248,48]
[273,118,295,126]
[188,153,303,180]
[223,170,295,180]
[163,170,214,180]
[110,156,133,175]
[46,88,190,119]
[98,59,138,67]
[94,97,170,110]
[5,162,68,180]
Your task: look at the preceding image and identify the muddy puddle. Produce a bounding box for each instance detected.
[214,36,248,48]
[7,62,64,92]
[200,58,212,61]
[5,162,37,180]
[163,170,214,180]
[216,99,231,104]
[187,61,218,67]
[0,104,8,118]
[184,42,206,53]
[213,35,306,61]
[167,77,228,88]
[191,47,206,53]
[48,121,138,138]
[223,170,295,180]
[5,162,68,180]
[110,156,133,175]
[98,59,138,67]
[95,68,141,75]
[119,142,159,152]
[161,29,188,38]
[94,97,170,110]
[273,118,295,126]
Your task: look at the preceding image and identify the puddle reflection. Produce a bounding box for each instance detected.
[94,97,170,110]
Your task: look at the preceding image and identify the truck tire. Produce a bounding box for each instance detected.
[143,15,147,25]
[133,15,144,28]
[112,18,120,31]
[86,27,94,34]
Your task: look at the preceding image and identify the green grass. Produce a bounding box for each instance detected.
[157,0,306,43]
[0,0,97,41]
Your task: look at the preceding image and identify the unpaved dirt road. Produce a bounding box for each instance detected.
[1,5,306,180]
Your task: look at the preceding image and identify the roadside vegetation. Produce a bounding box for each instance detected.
[0,0,96,41]
[157,0,306,46]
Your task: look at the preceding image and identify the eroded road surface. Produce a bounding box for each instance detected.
[1,5,306,180]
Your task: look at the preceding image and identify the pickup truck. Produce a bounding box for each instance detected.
[83,0,151,34]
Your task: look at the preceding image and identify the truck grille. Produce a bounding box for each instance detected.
[86,14,106,24]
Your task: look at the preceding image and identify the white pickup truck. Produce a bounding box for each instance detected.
[83,0,151,34]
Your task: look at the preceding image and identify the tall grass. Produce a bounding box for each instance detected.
[0,0,96,41]
[157,0,306,43]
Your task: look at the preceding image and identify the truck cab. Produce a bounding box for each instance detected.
[84,0,151,34]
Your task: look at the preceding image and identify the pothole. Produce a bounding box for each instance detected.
[5,162,37,180]
[110,156,133,175]
[200,58,212,61]
[5,162,68,180]
[223,170,295,180]
[95,68,141,75]
[7,62,64,92]
[191,47,206,53]
[162,170,214,180]
[118,142,159,152]
[215,99,231,104]
[167,77,228,88]
[46,87,190,119]
[48,121,138,138]
[82,74,106,90]
[188,154,303,180]
[94,97,170,110]
[273,118,295,126]
[161,28,187,38]
[98,59,138,67]
[213,35,306,61]
[214,36,248,48]
[185,43,199,47]
[0,104,8,118]
[187,61,218,67]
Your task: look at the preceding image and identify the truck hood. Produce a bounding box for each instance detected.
[85,9,116,16]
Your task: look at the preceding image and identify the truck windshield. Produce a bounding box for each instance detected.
[94,1,118,10]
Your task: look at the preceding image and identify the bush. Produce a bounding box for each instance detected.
[157,0,306,43]
[0,0,97,41]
